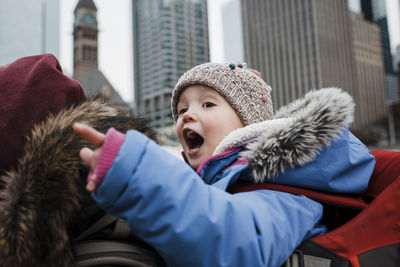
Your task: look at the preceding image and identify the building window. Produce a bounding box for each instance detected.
[155,96,160,111]
[83,46,97,62]
[145,99,151,113]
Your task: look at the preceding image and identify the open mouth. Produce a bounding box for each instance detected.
[183,129,204,152]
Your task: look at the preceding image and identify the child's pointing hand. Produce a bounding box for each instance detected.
[73,123,105,192]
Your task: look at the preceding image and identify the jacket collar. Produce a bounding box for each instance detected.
[213,88,355,183]
[196,148,242,184]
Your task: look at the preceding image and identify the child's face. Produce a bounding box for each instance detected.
[176,85,243,169]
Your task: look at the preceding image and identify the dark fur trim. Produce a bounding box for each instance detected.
[242,88,354,182]
[0,99,156,266]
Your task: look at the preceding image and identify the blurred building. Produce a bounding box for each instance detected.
[0,0,59,65]
[73,0,98,82]
[132,0,210,128]
[360,0,394,74]
[240,0,388,131]
[351,12,386,128]
[361,0,400,143]
[221,0,244,62]
[385,71,400,102]
[395,44,400,72]
[361,0,399,108]
[73,0,125,106]
[80,69,126,106]
[241,0,357,108]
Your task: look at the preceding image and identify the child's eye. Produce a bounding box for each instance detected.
[202,102,215,108]
[178,107,188,115]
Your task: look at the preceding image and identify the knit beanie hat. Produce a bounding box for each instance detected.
[0,54,86,172]
[171,62,273,126]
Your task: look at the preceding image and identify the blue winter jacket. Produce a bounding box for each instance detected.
[93,88,375,267]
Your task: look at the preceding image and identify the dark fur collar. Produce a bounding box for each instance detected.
[0,99,156,266]
[214,88,354,182]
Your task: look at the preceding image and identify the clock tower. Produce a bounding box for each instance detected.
[73,0,98,82]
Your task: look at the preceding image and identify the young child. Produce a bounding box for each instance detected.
[74,62,375,267]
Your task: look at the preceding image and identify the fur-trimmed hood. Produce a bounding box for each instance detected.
[214,88,354,182]
[0,99,157,267]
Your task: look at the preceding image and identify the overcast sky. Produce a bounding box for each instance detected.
[60,0,400,103]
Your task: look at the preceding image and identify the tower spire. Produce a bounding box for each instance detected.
[73,0,98,82]
[74,0,97,13]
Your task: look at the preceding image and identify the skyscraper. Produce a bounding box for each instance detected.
[361,0,394,74]
[351,12,386,129]
[0,0,60,65]
[240,0,387,130]
[241,0,357,109]
[361,0,399,108]
[360,0,398,141]
[132,0,210,128]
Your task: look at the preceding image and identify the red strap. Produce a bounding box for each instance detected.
[228,150,400,210]
[228,182,368,210]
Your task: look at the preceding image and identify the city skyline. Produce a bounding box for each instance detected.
[58,0,400,103]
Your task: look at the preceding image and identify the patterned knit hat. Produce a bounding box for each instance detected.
[171,62,273,126]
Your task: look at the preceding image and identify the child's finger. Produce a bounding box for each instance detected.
[73,123,105,147]
[87,180,96,192]
[79,147,95,168]
[86,173,97,192]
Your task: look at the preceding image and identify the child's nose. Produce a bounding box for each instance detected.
[182,108,197,123]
